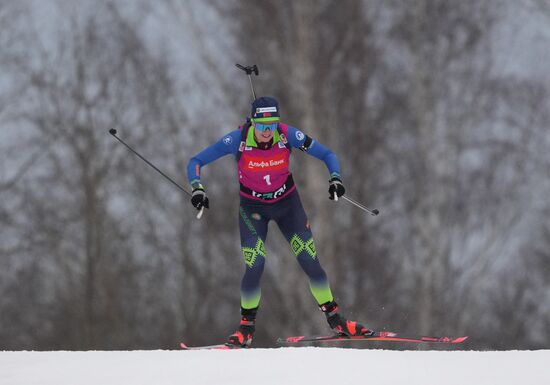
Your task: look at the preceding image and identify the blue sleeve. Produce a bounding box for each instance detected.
[187,130,241,187]
[287,126,341,179]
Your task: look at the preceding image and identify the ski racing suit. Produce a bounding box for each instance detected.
[187,122,341,311]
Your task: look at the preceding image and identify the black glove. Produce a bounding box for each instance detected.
[191,186,209,210]
[328,176,345,200]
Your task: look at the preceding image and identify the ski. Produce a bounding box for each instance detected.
[277,331,468,344]
[179,342,245,350]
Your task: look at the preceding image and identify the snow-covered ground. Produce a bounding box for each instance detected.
[1,348,548,385]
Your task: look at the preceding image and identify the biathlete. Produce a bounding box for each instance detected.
[187,96,370,347]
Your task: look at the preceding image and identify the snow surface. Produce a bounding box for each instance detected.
[1,348,548,385]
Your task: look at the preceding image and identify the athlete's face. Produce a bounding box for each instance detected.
[253,120,278,143]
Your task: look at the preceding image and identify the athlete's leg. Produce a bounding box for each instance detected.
[274,191,334,305]
[238,202,269,310]
[228,201,270,347]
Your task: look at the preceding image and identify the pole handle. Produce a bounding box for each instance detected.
[197,207,204,219]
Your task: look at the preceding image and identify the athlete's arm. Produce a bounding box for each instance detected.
[286,125,341,180]
[187,130,241,187]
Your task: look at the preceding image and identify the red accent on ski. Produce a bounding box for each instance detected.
[286,336,306,343]
[452,336,468,343]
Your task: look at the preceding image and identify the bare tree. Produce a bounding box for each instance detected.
[0,0,195,349]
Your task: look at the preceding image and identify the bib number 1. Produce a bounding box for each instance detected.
[263,175,272,186]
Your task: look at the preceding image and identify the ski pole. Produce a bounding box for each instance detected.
[341,195,379,216]
[108,129,204,219]
[236,64,259,101]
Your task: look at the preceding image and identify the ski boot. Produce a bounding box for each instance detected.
[227,307,257,347]
[320,300,373,336]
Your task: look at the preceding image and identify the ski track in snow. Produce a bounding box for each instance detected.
[0,348,548,385]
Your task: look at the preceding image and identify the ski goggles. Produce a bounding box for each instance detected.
[253,117,279,132]
[254,122,278,132]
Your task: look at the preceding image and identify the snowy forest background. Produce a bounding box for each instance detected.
[1,0,549,350]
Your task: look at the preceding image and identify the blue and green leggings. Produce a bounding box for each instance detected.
[238,189,334,310]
